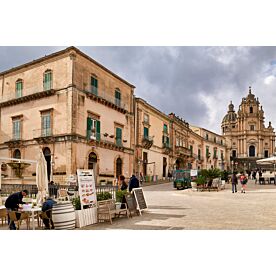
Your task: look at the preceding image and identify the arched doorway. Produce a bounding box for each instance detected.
[88,152,97,170]
[13,149,21,159]
[43,147,51,181]
[115,158,122,178]
[249,145,255,157]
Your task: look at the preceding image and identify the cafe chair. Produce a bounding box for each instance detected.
[8,211,31,230]
[39,210,54,229]
[57,189,68,201]
[0,208,8,226]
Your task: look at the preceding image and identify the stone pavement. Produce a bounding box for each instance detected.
[2,179,276,230]
[82,179,276,230]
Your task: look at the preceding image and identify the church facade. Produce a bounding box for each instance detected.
[221,87,275,171]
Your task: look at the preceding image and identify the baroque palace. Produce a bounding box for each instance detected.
[1,47,272,185]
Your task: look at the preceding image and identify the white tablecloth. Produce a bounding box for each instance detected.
[20,207,41,230]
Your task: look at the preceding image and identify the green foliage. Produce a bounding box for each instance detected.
[200,168,221,180]
[220,170,230,181]
[116,190,128,203]
[72,196,81,210]
[195,175,206,185]
[97,192,112,201]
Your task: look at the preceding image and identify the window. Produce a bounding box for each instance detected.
[206,134,209,140]
[232,125,235,128]
[41,112,52,136]
[115,89,121,107]
[43,70,52,90]
[87,117,101,141]
[144,114,149,123]
[176,137,179,147]
[206,146,210,158]
[13,149,21,159]
[162,135,170,147]
[198,149,201,160]
[15,79,23,98]
[250,125,255,131]
[143,127,149,139]
[250,106,253,113]
[232,150,236,158]
[221,150,224,160]
[90,76,98,95]
[214,148,217,158]
[12,117,22,140]
[163,124,168,134]
[264,150,269,158]
[214,137,216,143]
[115,127,122,146]
[190,145,193,156]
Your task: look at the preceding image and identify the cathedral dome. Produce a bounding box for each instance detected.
[222,101,237,124]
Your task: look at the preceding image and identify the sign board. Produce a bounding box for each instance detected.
[124,193,137,214]
[77,169,97,210]
[190,169,198,177]
[132,188,147,215]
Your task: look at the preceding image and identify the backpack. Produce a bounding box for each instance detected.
[242,178,248,184]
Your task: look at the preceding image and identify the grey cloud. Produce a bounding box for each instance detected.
[1,46,276,133]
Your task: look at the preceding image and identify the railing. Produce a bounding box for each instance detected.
[33,128,54,139]
[0,183,119,201]
[162,142,172,149]
[86,130,126,147]
[85,88,128,111]
[176,145,191,156]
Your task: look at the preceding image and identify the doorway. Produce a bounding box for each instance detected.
[115,157,122,178]
[43,147,51,182]
[163,157,167,177]
[143,152,148,176]
[88,152,97,170]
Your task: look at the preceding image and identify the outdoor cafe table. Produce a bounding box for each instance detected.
[20,207,41,230]
[0,205,5,210]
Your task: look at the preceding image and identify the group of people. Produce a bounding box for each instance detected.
[4,190,56,230]
[231,172,248,193]
[118,174,140,192]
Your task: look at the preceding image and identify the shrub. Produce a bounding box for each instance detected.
[97,192,112,201]
[195,175,206,185]
[116,190,127,203]
[72,196,81,210]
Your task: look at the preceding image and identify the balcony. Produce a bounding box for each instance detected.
[142,136,154,149]
[86,130,127,150]
[162,142,172,154]
[175,145,191,157]
[33,128,55,143]
[84,88,129,113]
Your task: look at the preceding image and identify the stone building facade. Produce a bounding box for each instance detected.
[190,126,227,170]
[0,47,135,185]
[221,87,275,171]
[134,98,172,180]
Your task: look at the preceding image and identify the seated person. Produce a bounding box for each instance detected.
[41,197,56,229]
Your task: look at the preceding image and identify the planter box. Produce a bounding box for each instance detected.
[75,208,97,228]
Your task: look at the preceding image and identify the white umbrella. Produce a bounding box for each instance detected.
[256,156,276,179]
[36,150,49,204]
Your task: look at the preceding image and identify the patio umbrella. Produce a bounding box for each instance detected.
[36,150,49,204]
[256,156,276,178]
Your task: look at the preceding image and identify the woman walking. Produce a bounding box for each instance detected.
[240,172,248,193]
[231,172,238,193]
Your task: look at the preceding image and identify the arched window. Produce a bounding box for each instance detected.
[43,70,52,91]
[115,157,122,178]
[250,106,253,113]
[88,152,97,170]
[115,88,121,107]
[249,145,255,157]
[43,147,51,181]
[13,149,21,159]
[15,79,23,98]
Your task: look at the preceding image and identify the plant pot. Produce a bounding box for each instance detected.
[191,181,197,190]
[75,208,97,228]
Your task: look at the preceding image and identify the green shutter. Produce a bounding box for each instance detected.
[87,117,92,139]
[166,137,170,147]
[144,127,148,138]
[96,120,101,141]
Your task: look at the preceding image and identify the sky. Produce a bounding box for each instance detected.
[1,46,276,134]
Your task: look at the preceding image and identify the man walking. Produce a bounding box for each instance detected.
[129,174,140,192]
[231,172,238,193]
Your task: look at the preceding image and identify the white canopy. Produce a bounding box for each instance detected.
[36,150,49,204]
[256,156,276,176]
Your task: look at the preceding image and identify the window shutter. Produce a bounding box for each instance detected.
[144,127,148,138]
[96,120,101,141]
[116,128,122,145]
[87,117,92,139]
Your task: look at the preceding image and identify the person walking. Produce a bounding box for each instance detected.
[119,175,128,191]
[256,170,259,184]
[231,172,238,193]
[240,172,248,193]
[129,174,140,192]
[5,190,29,230]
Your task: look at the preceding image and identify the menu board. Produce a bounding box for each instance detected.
[132,188,147,215]
[190,170,198,177]
[77,169,97,209]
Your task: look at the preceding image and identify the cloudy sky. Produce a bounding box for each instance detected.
[1,46,276,134]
